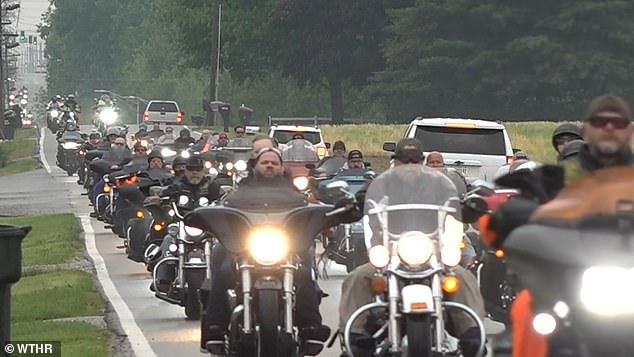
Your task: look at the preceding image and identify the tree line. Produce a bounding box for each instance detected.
[39,0,634,123]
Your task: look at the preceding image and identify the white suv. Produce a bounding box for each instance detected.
[267,117,330,159]
[384,117,515,182]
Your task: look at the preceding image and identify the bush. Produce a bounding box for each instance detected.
[0,144,8,167]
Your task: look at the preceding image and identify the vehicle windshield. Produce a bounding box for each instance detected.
[148,102,178,112]
[281,139,319,161]
[213,147,251,162]
[316,156,347,174]
[273,130,321,145]
[62,131,82,141]
[413,126,506,155]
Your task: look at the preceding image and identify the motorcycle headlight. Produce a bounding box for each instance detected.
[50,110,59,118]
[580,266,634,316]
[69,112,75,118]
[205,161,213,169]
[184,225,204,238]
[234,160,247,171]
[8,95,14,100]
[161,148,176,157]
[293,176,309,191]
[208,167,219,176]
[225,162,234,171]
[248,228,288,266]
[198,197,209,206]
[440,246,462,267]
[20,99,27,105]
[100,108,117,124]
[178,195,190,206]
[397,231,433,266]
[442,214,464,246]
[368,245,390,269]
[61,142,81,150]
[181,150,191,159]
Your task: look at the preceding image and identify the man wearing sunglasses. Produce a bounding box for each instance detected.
[159,154,222,203]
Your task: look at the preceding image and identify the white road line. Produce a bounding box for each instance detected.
[80,215,158,357]
[39,127,52,174]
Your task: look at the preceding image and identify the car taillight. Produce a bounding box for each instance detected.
[143,111,150,121]
[176,112,183,123]
[506,155,514,164]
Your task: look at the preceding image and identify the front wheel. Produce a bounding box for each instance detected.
[184,270,204,320]
[405,314,432,357]
[257,289,281,357]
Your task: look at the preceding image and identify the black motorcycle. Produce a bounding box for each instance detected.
[185,199,350,356]
[56,132,85,176]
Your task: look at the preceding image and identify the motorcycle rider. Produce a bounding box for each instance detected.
[227,125,252,147]
[77,132,102,184]
[343,149,365,169]
[174,128,195,148]
[205,147,331,355]
[147,123,164,141]
[154,154,222,203]
[425,151,468,194]
[170,156,187,180]
[97,127,122,151]
[147,150,164,170]
[216,132,229,147]
[551,123,583,162]
[125,142,149,171]
[339,138,485,357]
[156,126,175,145]
[56,122,84,168]
[486,95,634,357]
[193,129,215,152]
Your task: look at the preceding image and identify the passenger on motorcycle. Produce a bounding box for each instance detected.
[486,95,634,357]
[339,138,485,357]
[97,127,122,151]
[205,147,331,354]
[193,129,215,152]
[215,132,229,147]
[227,125,252,147]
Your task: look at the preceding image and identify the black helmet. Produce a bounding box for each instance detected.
[172,156,187,167]
[185,154,204,169]
[147,149,163,163]
[560,139,585,161]
[552,124,582,150]
[179,128,190,138]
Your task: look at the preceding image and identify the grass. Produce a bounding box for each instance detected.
[0,127,40,176]
[320,121,582,165]
[11,270,103,321]
[11,270,107,357]
[0,214,81,266]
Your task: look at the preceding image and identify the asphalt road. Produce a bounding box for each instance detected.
[0,123,503,357]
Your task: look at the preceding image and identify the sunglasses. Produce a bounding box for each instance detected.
[588,116,630,129]
[186,166,204,171]
[135,148,147,152]
[554,134,579,146]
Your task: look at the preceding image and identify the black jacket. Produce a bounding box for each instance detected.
[162,176,222,203]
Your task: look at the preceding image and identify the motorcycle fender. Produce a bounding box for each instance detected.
[254,276,282,291]
[401,284,434,313]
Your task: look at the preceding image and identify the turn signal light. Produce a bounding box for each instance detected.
[176,112,183,123]
[143,111,150,121]
[135,210,144,219]
[153,223,164,232]
[495,249,505,258]
[103,185,111,193]
[370,276,386,295]
[442,275,460,294]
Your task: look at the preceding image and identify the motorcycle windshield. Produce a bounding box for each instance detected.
[316,156,347,175]
[363,165,459,248]
[227,138,253,149]
[61,131,83,142]
[281,139,319,162]
[185,204,335,255]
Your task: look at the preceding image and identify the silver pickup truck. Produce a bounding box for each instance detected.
[143,100,184,124]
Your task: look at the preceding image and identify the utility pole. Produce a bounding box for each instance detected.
[207,0,220,127]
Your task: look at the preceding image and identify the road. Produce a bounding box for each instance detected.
[4,123,503,357]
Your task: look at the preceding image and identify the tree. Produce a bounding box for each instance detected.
[271,0,397,123]
[373,0,634,121]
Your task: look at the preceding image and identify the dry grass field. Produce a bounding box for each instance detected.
[321,121,581,170]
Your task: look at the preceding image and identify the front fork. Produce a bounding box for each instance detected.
[240,260,296,335]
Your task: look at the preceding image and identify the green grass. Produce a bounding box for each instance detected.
[11,270,107,357]
[0,214,81,266]
[0,158,40,176]
[12,321,108,357]
[11,270,103,321]
[0,128,39,175]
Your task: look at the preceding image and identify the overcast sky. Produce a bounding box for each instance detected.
[17,0,49,34]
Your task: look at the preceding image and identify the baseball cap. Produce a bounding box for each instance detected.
[585,95,632,121]
[348,150,363,160]
[185,154,204,169]
[393,138,424,164]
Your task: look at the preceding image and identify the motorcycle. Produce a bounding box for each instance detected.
[487,166,634,357]
[95,106,120,134]
[338,171,487,357]
[204,147,250,190]
[311,167,376,272]
[151,192,212,320]
[56,131,86,176]
[184,188,351,356]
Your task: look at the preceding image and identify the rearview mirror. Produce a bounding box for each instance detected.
[325,142,331,149]
[364,161,372,168]
[461,197,489,224]
[383,142,396,152]
[470,179,495,197]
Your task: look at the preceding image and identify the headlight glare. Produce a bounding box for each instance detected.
[368,245,389,269]
[248,228,288,266]
[293,176,309,191]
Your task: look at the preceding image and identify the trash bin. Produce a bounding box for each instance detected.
[0,224,31,349]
